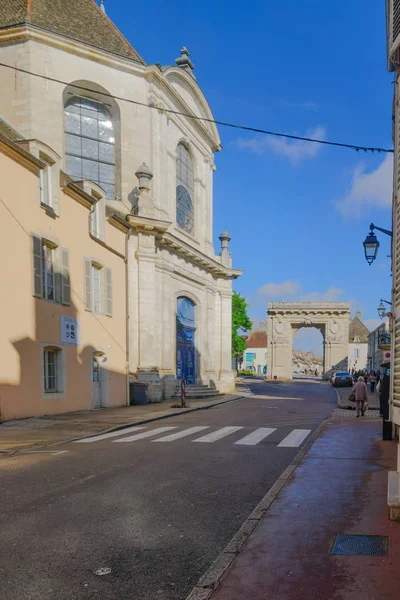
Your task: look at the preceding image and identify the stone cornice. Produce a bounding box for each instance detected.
[159,232,242,280]
[127,214,172,233]
[268,302,351,316]
[0,133,45,174]
[62,177,96,209]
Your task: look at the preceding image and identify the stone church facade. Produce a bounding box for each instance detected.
[0,0,241,405]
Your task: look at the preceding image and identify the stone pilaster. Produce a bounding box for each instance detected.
[218,290,235,392]
[136,231,162,401]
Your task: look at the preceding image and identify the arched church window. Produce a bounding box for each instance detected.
[176,143,194,234]
[64,97,115,199]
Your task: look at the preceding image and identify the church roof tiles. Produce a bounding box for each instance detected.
[0,0,145,63]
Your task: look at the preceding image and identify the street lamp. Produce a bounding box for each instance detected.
[363,223,393,266]
[378,298,392,319]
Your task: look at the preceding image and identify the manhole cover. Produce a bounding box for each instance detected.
[331,534,388,556]
[95,567,111,576]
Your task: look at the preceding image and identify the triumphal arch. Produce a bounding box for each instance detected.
[267,302,350,379]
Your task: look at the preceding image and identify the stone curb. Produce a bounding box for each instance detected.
[2,391,251,455]
[185,415,331,600]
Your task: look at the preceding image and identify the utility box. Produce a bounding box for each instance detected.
[129,381,148,406]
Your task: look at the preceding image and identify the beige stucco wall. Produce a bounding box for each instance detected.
[0,148,127,421]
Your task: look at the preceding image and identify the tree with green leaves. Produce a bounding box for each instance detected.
[232,291,252,357]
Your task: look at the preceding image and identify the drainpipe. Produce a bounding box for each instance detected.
[125,226,131,406]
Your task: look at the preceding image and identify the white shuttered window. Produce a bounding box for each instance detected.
[31,236,70,305]
[84,259,112,316]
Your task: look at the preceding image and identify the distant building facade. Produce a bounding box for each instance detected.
[368,321,391,373]
[243,331,267,375]
[348,312,369,372]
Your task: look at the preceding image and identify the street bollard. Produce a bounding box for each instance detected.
[181,379,186,407]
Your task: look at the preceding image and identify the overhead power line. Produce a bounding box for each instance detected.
[0,61,393,155]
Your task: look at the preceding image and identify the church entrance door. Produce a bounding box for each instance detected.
[176,297,196,385]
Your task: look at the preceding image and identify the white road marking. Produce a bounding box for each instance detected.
[278,429,311,447]
[192,426,243,443]
[22,450,70,455]
[234,428,276,446]
[74,426,147,443]
[113,426,177,443]
[153,426,210,442]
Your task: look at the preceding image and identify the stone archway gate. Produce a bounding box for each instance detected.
[267,302,350,379]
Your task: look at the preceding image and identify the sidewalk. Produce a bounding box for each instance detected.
[335,384,380,410]
[191,411,400,600]
[0,387,248,454]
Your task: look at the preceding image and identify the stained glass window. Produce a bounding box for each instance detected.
[65,97,115,198]
[176,143,194,234]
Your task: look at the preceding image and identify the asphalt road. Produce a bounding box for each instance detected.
[0,379,336,600]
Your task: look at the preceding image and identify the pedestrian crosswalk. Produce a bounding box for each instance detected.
[74,425,312,448]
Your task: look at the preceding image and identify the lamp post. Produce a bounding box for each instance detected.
[363,223,393,266]
[378,299,392,319]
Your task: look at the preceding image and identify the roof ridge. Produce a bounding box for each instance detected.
[88,0,145,64]
[26,0,32,21]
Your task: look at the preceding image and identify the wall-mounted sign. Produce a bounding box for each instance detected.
[246,352,255,363]
[384,351,391,360]
[61,316,79,346]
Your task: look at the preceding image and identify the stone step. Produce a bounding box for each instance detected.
[185,385,212,391]
[173,390,225,399]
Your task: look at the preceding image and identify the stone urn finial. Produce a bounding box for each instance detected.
[175,47,195,71]
[219,229,231,252]
[135,163,153,193]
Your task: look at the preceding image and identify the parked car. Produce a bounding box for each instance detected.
[331,372,353,387]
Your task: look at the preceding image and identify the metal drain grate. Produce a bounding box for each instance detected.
[331,534,388,556]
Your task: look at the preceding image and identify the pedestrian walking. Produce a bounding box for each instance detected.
[354,376,368,417]
[369,371,377,394]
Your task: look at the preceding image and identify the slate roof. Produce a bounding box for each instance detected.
[246,331,267,348]
[349,316,370,343]
[0,0,144,63]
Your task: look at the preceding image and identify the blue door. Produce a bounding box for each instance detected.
[176,297,196,385]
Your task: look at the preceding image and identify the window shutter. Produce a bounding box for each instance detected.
[105,268,112,316]
[99,200,106,241]
[54,247,62,304]
[51,167,60,216]
[32,235,42,297]
[61,248,71,305]
[84,258,92,311]
[90,207,98,238]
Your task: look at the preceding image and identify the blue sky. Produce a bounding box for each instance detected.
[105,0,392,354]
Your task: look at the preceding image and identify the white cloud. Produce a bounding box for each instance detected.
[236,125,326,165]
[336,154,393,218]
[256,280,300,299]
[254,281,344,304]
[299,286,344,302]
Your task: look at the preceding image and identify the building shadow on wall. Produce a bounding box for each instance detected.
[0,295,127,422]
